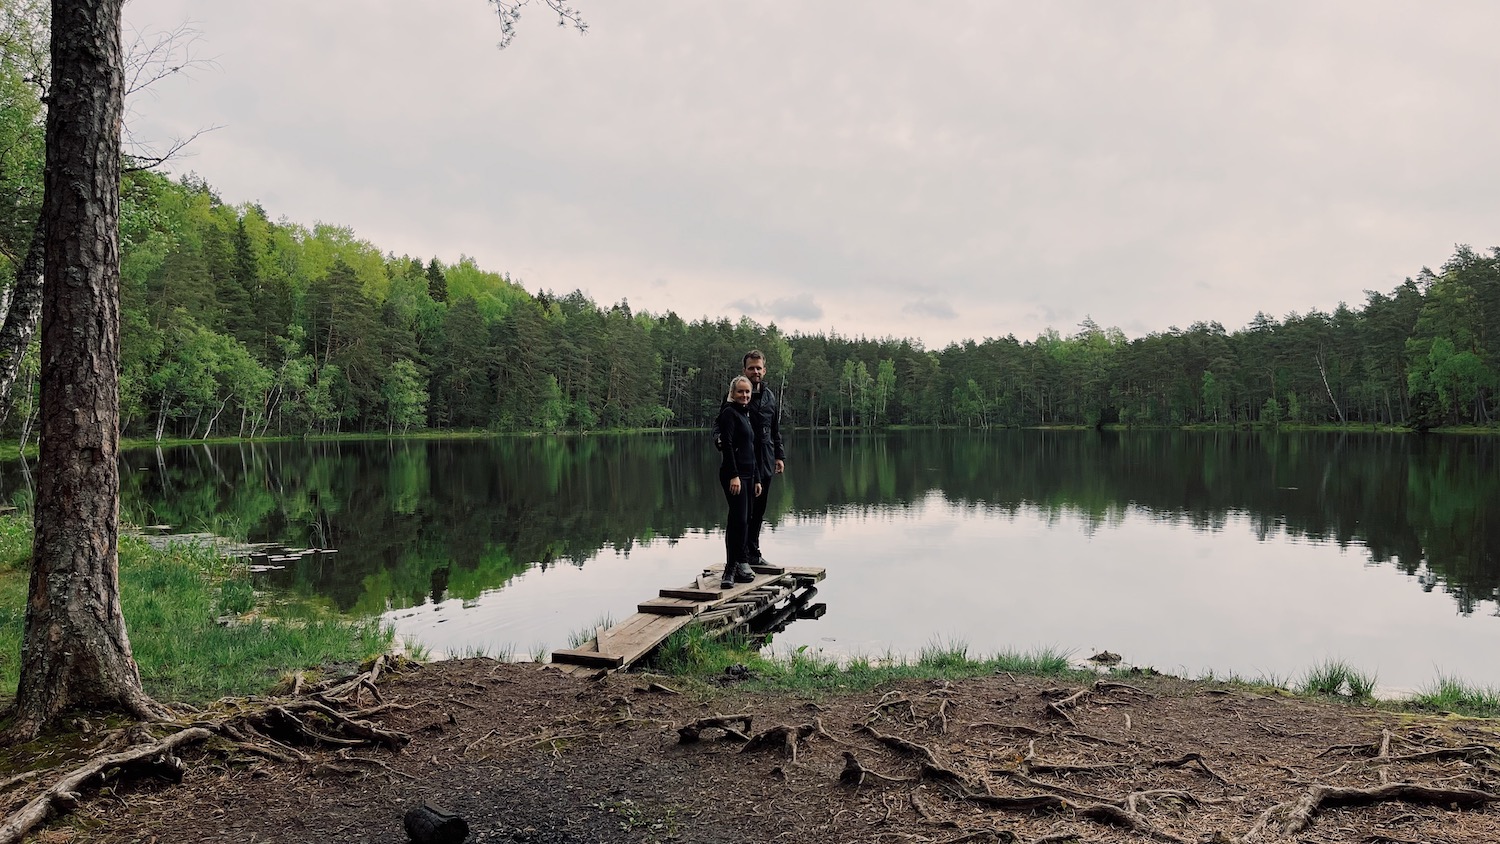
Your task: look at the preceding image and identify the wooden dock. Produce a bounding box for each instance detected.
[548,564,825,674]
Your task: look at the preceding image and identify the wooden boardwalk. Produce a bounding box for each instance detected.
[549,564,825,674]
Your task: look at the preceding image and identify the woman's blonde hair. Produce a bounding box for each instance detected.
[726,375,752,402]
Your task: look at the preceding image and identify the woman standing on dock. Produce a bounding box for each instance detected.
[715,376,761,589]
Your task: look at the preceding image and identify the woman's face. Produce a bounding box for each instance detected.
[731,382,752,406]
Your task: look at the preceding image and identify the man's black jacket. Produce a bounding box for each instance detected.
[747,385,785,482]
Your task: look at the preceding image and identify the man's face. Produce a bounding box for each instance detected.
[743,357,766,386]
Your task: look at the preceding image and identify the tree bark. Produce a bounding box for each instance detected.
[0,218,46,423]
[8,0,158,741]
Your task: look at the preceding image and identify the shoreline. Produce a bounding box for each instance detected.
[1,420,1497,461]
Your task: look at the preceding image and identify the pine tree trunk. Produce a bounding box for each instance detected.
[8,0,158,741]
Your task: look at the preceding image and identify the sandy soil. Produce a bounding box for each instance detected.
[36,660,1500,844]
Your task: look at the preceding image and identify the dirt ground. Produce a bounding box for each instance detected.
[32,660,1500,844]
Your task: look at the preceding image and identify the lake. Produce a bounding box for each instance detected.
[5,429,1496,693]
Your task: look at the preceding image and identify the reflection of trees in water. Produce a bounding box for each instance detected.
[36,431,1495,616]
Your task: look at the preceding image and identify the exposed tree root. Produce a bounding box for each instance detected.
[961,789,1184,843]
[1241,782,1497,843]
[966,722,1050,738]
[0,727,211,844]
[742,719,833,762]
[1043,688,1089,727]
[676,714,752,743]
[841,751,915,786]
[0,653,417,844]
[1152,752,1231,785]
[856,723,943,768]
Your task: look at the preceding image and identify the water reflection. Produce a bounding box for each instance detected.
[2,430,1495,684]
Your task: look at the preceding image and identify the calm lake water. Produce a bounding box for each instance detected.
[6,430,1497,692]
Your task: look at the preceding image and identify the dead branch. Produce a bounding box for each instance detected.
[677,714,752,744]
[0,727,211,844]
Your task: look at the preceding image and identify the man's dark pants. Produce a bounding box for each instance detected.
[747,475,772,563]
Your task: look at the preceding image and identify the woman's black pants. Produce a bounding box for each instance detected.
[721,473,753,567]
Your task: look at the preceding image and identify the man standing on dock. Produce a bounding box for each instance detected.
[742,350,785,567]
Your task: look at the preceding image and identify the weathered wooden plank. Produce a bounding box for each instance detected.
[551,564,827,672]
[660,573,777,601]
[601,615,695,661]
[549,648,625,668]
[782,566,826,581]
[638,597,703,616]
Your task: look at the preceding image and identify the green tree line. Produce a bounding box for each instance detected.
[3,57,1497,440]
[2,165,1496,440]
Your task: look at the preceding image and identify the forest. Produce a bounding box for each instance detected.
[1,6,1496,440]
[0,166,1493,442]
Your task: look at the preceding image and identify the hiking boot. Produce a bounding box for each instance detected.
[732,560,757,583]
[720,563,735,590]
[750,553,770,567]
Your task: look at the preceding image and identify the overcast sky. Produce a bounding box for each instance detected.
[124,1,1500,348]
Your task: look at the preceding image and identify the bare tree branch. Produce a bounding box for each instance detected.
[489,0,588,50]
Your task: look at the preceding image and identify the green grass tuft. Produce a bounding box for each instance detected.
[1298,659,1377,701]
[567,614,617,649]
[1410,675,1500,718]
[644,626,1074,692]
[401,637,433,662]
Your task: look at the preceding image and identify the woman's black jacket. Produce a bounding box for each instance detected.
[714,401,758,481]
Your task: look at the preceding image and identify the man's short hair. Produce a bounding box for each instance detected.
[743,350,766,367]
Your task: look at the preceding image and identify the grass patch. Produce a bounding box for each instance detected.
[1298,659,1377,702]
[645,626,1075,692]
[568,614,617,649]
[0,516,392,704]
[1409,675,1500,718]
[447,643,516,661]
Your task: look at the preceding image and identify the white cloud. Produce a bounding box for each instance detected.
[125,1,1500,347]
